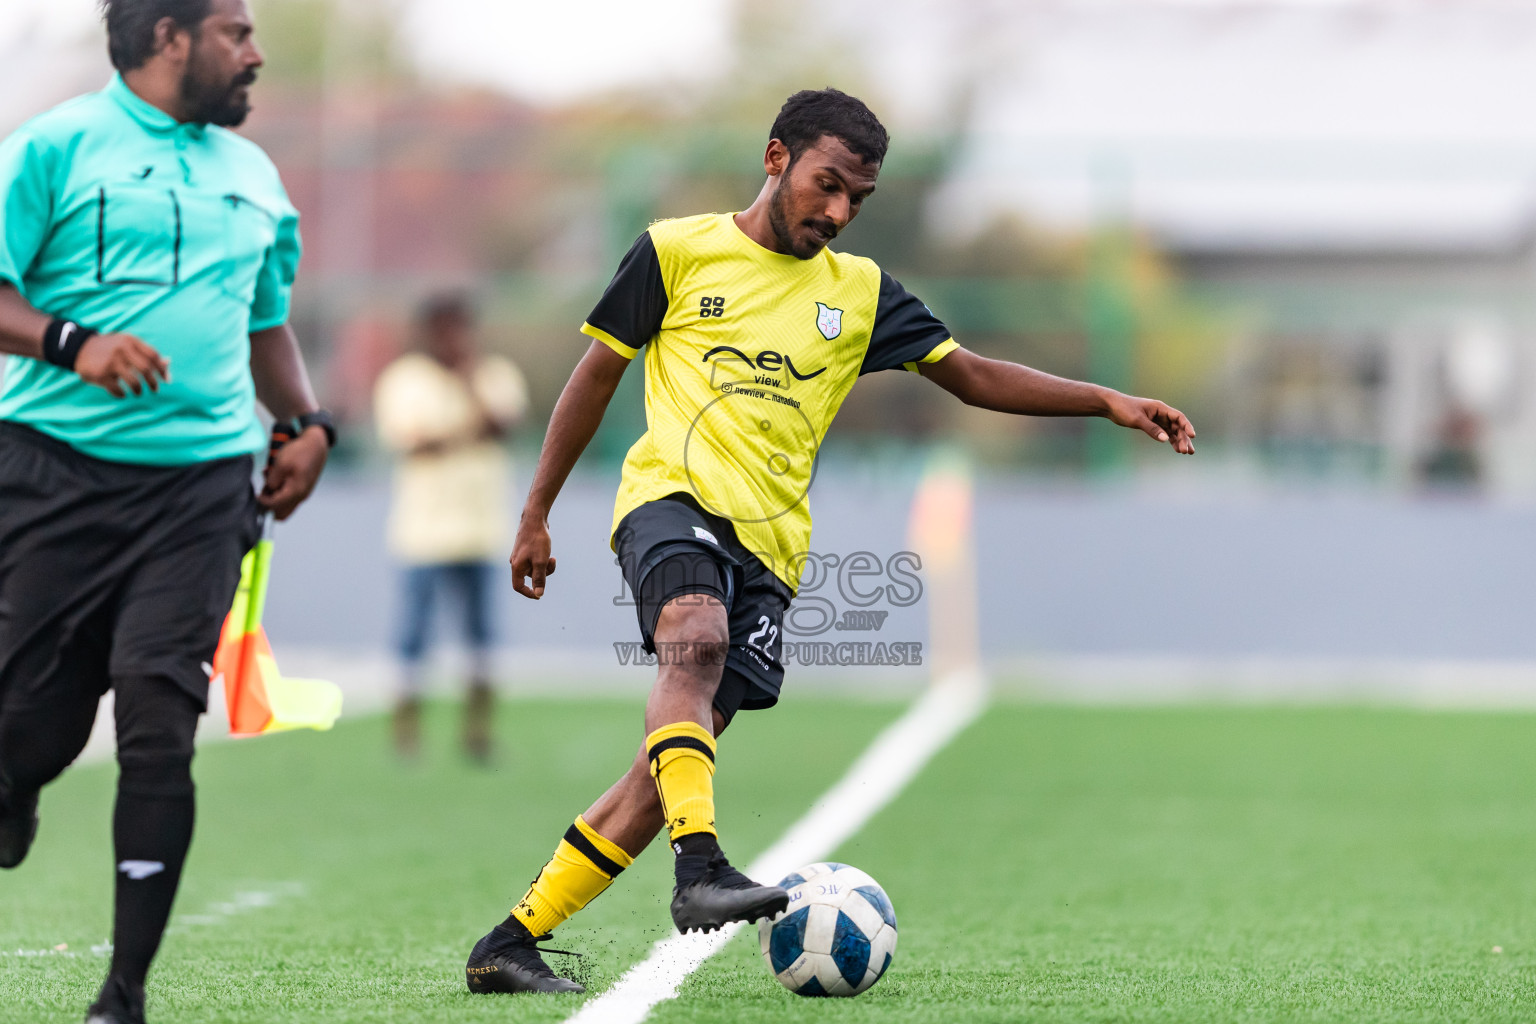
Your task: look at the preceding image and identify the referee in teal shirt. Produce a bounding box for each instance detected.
[0,3,331,1022]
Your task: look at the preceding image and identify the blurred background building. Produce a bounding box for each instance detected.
[9,0,1536,696]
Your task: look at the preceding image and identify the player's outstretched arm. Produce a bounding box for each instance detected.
[919,347,1195,454]
[511,339,632,599]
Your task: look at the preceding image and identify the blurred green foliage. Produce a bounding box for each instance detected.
[251,0,414,86]
[245,0,1233,474]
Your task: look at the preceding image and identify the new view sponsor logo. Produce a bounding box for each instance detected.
[702,345,826,390]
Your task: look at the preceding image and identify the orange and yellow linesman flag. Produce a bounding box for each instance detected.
[212,518,343,736]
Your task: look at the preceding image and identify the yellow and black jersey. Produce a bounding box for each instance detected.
[582,212,957,592]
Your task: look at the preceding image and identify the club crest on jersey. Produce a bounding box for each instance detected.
[815,302,843,341]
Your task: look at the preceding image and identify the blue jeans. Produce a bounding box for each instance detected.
[397,561,495,666]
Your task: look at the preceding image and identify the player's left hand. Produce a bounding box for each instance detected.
[1104,392,1196,454]
[259,426,329,520]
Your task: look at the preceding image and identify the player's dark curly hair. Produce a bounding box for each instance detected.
[99,0,212,71]
[770,88,889,167]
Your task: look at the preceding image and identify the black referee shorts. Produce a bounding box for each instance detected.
[614,493,793,725]
[0,423,260,713]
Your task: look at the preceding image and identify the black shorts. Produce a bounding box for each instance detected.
[0,422,260,713]
[614,493,793,724]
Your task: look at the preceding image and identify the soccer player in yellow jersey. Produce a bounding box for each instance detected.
[466,88,1196,994]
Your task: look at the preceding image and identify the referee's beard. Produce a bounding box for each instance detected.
[180,57,256,128]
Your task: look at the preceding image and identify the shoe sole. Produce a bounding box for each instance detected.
[673,888,790,934]
[466,965,585,995]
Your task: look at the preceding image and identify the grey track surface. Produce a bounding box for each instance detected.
[265,472,1536,662]
[72,473,1536,761]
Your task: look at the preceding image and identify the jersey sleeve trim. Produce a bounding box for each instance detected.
[582,230,668,357]
[902,337,958,373]
[581,321,640,360]
[860,271,955,376]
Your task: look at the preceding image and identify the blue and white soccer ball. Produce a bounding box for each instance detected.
[757,862,897,997]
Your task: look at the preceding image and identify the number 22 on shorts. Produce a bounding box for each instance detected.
[747,615,778,656]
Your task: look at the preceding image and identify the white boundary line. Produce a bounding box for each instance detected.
[565,671,989,1024]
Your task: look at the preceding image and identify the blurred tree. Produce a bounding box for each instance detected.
[240,0,1232,473]
[251,0,415,87]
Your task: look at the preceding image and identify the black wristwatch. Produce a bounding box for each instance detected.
[295,409,338,448]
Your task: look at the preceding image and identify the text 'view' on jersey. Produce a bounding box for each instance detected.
[582,213,957,591]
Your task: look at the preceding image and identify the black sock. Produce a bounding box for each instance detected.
[108,784,194,991]
[106,677,201,997]
[672,832,722,887]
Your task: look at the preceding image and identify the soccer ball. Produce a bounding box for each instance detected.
[757,862,897,997]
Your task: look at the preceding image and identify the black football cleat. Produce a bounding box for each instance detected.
[670,854,788,934]
[85,975,145,1024]
[0,790,38,869]
[465,921,584,994]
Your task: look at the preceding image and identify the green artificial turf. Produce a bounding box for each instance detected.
[665,705,1536,1023]
[0,695,900,1023]
[7,700,1536,1023]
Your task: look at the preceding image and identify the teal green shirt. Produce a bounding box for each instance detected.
[0,74,300,465]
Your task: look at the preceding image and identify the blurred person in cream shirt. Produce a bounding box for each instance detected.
[374,293,527,761]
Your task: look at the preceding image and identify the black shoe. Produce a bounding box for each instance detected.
[85,975,145,1024]
[670,853,789,934]
[0,790,38,869]
[465,920,584,994]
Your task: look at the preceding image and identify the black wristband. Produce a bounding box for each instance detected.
[42,318,97,371]
[296,409,338,448]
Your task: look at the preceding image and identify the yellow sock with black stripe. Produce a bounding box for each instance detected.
[508,816,634,936]
[646,721,718,841]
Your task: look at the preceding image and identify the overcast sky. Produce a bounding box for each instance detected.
[0,0,1422,108]
[927,3,1536,248]
[8,0,1536,247]
[0,0,732,104]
